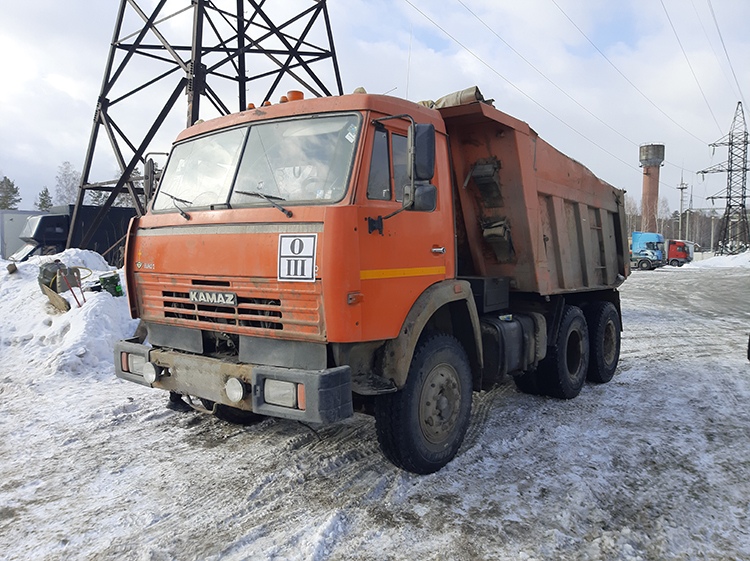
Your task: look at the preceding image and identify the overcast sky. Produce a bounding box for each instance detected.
[1,0,748,215]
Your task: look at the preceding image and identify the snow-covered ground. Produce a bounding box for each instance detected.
[1,251,749,561]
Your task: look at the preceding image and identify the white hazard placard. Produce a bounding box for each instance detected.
[278,234,317,282]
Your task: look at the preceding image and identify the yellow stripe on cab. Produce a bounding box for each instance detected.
[360,266,446,280]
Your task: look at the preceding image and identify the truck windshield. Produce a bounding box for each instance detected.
[153,114,360,212]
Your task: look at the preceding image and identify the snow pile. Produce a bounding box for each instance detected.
[0,249,139,381]
[684,250,750,269]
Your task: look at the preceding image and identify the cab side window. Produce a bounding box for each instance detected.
[392,134,408,202]
[367,127,413,203]
[367,128,391,200]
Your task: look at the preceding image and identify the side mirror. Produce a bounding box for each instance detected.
[413,183,437,211]
[408,123,435,182]
[144,158,156,201]
[404,182,437,212]
[404,123,436,211]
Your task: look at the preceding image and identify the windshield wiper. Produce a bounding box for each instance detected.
[160,191,191,220]
[234,190,293,218]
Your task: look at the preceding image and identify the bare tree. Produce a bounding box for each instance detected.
[656,196,671,234]
[54,162,81,205]
[624,194,640,236]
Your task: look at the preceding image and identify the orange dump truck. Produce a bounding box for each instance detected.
[115,87,629,473]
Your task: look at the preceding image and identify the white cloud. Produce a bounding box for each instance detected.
[0,36,40,104]
[44,74,93,104]
[1,0,749,214]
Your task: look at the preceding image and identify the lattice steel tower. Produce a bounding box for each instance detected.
[699,102,749,255]
[68,0,343,256]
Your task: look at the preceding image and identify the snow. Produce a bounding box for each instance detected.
[684,251,750,269]
[1,249,749,560]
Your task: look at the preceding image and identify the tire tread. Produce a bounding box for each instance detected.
[584,301,620,384]
[540,305,589,399]
[374,333,472,474]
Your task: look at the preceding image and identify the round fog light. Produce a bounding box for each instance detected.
[225,377,246,403]
[143,362,162,384]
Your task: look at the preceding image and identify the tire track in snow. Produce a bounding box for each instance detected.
[462,382,514,451]
[168,413,404,560]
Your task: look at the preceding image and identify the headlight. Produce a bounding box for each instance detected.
[264,379,296,408]
[142,362,162,384]
[225,377,246,403]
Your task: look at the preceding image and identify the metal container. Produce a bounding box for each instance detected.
[99,272,123,297]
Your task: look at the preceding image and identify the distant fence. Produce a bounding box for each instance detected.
[693,251,714,262]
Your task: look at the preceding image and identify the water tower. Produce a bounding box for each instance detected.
[639,143,665,232]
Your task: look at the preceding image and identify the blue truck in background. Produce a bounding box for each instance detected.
[630,231,665,270]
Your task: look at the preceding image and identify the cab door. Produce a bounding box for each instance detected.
[356,118,453,342]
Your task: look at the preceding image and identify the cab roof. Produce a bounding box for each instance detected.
[175,93,447,143]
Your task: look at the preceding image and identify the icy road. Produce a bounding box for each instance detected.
[1,251,749,561]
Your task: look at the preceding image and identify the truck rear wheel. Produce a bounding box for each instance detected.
[540,305,589,399]
[374,334,472,474]
[585,302,620,383]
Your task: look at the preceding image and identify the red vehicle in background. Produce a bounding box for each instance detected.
[665,239,694,267]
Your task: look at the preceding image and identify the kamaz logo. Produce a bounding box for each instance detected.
[189,290,237,306]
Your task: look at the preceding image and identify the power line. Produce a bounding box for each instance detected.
[706,0,748,110]
[454,0,690,188]
[454,0,633,146]
[659,0,723,133]
[400,0,640,175]
[689,0,737,98]
[549,0,710,146]
[697,101,749,253]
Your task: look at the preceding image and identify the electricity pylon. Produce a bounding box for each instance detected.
[699,102,749,255]
[68,0,343,258]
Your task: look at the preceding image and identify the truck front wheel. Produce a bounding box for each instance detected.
[585,302,620,383]
[540,305,589,399]
[638,260,651,270]
[374,334,472,474]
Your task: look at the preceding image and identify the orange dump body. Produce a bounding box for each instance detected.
[441,101,629,295]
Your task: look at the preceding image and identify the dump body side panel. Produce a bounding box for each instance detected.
[440,102,628,295]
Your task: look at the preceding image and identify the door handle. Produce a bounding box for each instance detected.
[431,246,446,254]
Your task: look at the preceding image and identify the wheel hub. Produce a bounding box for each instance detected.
[419,364,461,444]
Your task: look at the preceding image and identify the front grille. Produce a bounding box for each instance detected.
[138,274,324,340]
[163,292,283,329]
